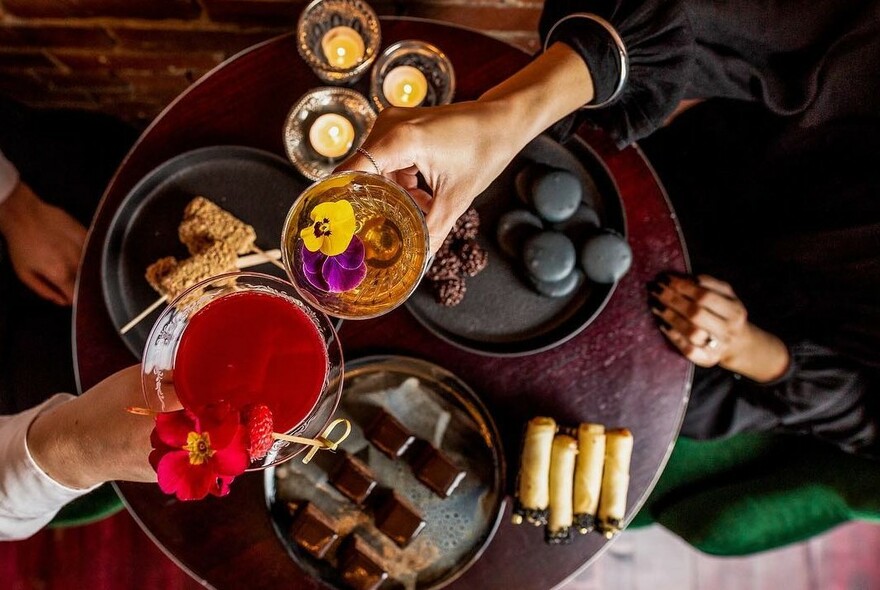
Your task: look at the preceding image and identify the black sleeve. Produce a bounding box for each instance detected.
[682,340,880,458]
[684,0,880,127]
[539,0,694,147]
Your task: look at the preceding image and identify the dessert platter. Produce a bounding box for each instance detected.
[101,145,308,357]
[266,356,506,590]
[405,133,628,356]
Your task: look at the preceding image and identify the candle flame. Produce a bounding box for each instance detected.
[328,126,340,139]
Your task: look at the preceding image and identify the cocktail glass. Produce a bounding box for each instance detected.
[281,170,430,319]
[140,271,344,469]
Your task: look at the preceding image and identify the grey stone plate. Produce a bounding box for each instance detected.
[266,355,506,590]
[404,134,626,356]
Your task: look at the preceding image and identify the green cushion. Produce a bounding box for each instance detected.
[48,482,124,529]
[633,434,880,555]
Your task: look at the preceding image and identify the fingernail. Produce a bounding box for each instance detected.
[655,317,672,331]
[648,296,666,312]
[647,281,663,296]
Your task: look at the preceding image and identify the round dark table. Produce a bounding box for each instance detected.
[74,17,691,590]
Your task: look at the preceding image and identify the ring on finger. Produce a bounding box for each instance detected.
[703,334,720,350]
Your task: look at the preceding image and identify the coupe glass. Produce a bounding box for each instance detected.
[140,271,344,469]
[281,171,430,319]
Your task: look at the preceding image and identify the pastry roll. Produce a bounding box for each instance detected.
[573,423,606,534]
[513,417,556,525]
[145,240,237,300]
[597,428,633,537]
[546,434,577,544]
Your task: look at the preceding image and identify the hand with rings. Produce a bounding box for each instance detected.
[648,273,790,382]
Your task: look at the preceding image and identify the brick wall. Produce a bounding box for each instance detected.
[0,0,541,126]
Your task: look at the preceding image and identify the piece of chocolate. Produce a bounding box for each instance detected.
[329,453,378,505]
[289,503,339,559]
[373,491,426,547]
[364,410,416,459]
[338,535,389,590]
[412,443,467,498]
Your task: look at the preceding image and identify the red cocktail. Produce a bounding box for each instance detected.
[142,272,344,468]
[174,290,328,433]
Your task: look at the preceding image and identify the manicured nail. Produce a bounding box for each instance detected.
[648,297,666,313]
[647,281,663,296]
[656,317,672,331]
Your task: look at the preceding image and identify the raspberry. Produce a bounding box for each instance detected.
[241,404,274,461]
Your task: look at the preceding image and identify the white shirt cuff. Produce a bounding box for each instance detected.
[0,394,101,540]
[0,150,19,206]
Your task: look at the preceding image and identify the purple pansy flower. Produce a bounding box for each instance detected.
[302,236,367,293]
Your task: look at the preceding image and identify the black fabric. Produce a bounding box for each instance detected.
[640,99,880,458]
[540,0,694,147]
[540,0,880,146]
[0,98,137,414]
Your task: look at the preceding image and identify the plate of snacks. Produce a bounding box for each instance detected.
[101,146,310,357]
[266,355,506,590]
[405,134,629,356]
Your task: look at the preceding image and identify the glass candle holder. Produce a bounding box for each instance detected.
[140,272,344,469]
[369,40,456,111]
[284,87,376,181]
[281,171,430,319]
[297,0,381,84]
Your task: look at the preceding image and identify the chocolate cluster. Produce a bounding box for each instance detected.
[427,208,489,306]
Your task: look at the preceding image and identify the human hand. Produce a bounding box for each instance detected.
[648,273,790,382]
[0,181,86,305]
[338,42,594,254]
[339,100,530,254]
[27,366,168,488]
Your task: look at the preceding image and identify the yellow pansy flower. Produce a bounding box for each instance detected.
[300,199,357,256]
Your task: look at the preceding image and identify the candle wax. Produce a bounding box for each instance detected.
[309,113,355,159]
[321,26,365,69]
[382,65,428,108]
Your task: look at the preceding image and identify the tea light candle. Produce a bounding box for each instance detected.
[321,26,365,69]
[309,113,355,159]
[382,65,428,108]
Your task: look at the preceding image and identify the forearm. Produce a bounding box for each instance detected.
[479,42,595,149]
[0,395,97,541]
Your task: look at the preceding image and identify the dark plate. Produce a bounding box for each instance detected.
[266,355,506,590]
[101,146,311,358]
[405,134,626,356]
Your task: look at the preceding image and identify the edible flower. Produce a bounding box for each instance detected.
[300,200,357,256]
[149,402,250,501]
[302,236,367,292]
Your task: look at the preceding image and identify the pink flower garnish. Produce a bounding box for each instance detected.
[149,402,250,501]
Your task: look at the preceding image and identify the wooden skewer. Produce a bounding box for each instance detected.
[251,244,287,271]
[119,248,284,335]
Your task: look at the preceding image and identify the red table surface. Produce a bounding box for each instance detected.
[71,18,691,590]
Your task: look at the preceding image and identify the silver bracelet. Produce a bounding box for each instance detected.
[544,13,629,110]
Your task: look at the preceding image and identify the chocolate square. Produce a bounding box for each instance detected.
[364,410,415,459]
[289,503,339,559]
[329,454,378,505]
[412,444,466,498]
[339,535,389,590]
[374,490,426,547]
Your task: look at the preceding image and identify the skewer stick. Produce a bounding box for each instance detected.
[251,244,287,272]
[119,248,284,335]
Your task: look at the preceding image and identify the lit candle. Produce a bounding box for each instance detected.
[382,65,428,108]
[321,26,365,69]
[308,113,355,159]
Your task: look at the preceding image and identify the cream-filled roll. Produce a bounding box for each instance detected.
[513,417,556,525]
[546,434,577,544]
[573,423,606,533]
[597,428,634,537]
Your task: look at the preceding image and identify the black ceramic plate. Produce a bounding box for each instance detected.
[405,134,626,356]
[266,355,506,590]
[101,146,311,358]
